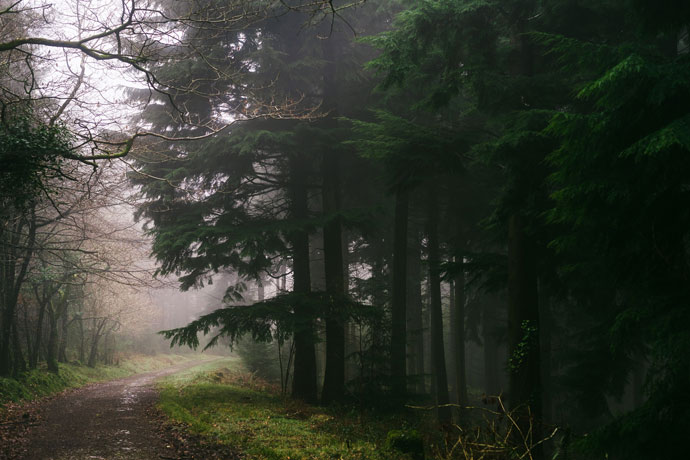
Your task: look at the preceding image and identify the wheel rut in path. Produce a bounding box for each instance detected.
[14,359,219,460]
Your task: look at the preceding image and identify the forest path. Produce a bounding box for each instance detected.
[14,357,222,460]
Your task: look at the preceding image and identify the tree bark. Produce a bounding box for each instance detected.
[0,208,36,376]
[46,303,59,373]
[87,319,107,368]
[452,259,469,407]
[507,214,541,420]
[539,279,552,422]
[407,228,426,394]
[58,308,69,363]
[289,153,318,403]
[78,317,85,363]
[30,294,48,369]
[427,188,451,423]
[11,322,25,376]
[390,188,409,397]
[321,146,347,404]
[483,297,502,396]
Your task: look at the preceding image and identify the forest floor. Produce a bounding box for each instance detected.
[155,358,427,460]
[0,356,237,460]
[1,357,437,460]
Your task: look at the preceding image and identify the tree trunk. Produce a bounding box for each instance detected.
[78,318,85,363]
[88,319,107,368]
[427,188,451,423]
[452,259,469,407]
[289,153,318,403]
[58,309,69,363]
[11,322,25,376]
[507,214,541,434]
[0,209,36,376]
[30,298,48,369]
[407,228,426,394]
[321,147,347,404]
[390,188,409,397]
[539,279,552,423]
[46,304,59,373]
[483,297,502,396]
[23,306,34,369]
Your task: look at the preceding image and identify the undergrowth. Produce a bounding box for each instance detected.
[158,358,428,460]
[158,359,567,460]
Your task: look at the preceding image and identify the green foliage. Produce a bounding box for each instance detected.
[543,10,690,457]
[161,292,382,350]
[235,338,284,383]
[0,113,72,207]
[507,320,538,372]
[347,110,465,190]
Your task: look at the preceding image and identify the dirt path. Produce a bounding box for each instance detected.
[4,359,222,460]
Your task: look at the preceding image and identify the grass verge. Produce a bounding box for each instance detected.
[158,358,426,460]
[0,353,201,406]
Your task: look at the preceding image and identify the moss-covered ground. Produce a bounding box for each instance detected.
[157,358,428,460]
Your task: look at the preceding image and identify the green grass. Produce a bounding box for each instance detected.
[0,353,202,406]
[158,359,424,460]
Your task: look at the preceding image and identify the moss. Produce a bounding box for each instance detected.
[158,359,424,460]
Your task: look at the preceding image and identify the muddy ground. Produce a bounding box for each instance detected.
[0,360,240,460]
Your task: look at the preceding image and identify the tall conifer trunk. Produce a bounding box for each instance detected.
[452,258,468,407]
[289,154,318,403]
[407,228,425,394]
[483,297,501,396]
[506,23,543,458]
[427,187,451,423]
[507,213,541,415]
[321,147,346,403]
[391,188,409,396]
[320,32,347,404]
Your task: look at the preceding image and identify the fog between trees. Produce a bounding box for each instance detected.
[1,1,689,459]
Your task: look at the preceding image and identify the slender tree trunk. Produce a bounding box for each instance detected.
[452,258,469,407]
[507,214,541,433]
[30,298,47,369]
[78,318,85,363]
[46,304,59,373]
[407,229,426,394]
[427,188,451,423]
[23,306,34,369]
[319,32,348,404]
[483,297,501,395]
[0,209,36,376]
[321,147,347,404]
[289,154,318,403]
[11,322,25,376]
[58,310,69,363]
[391,188,409,397]
[539,279,552,422]
[88,319,106,368]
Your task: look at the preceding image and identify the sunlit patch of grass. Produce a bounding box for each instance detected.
[158,361,421,460]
